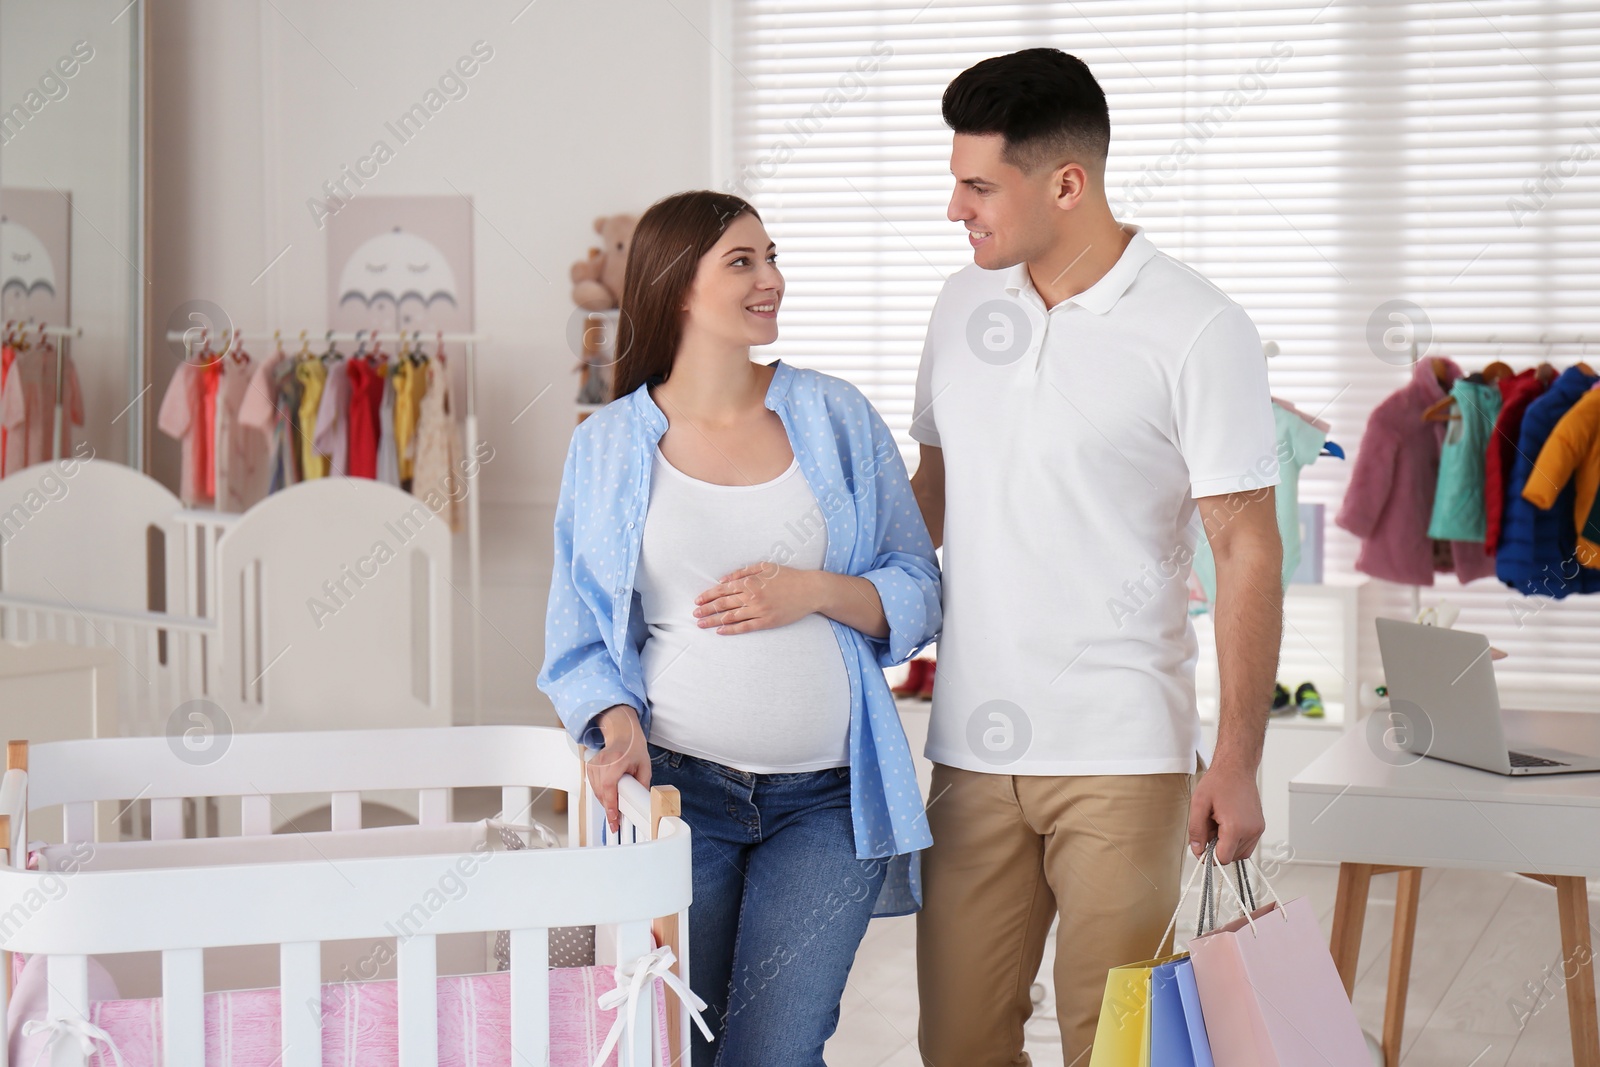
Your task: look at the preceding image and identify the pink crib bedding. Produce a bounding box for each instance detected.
[9,958,668,1066]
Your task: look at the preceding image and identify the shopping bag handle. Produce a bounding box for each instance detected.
[1216,852,1290,939]
[1155,840,1289,954]
[1155,840,1220,956]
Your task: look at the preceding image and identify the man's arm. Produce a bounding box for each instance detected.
[1188,486,1283,864]
[910,444,945,551]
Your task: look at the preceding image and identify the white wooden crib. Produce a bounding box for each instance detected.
[0,459,229,737]
[0,460,452,736]
[0,725,693,1067]
[0,460,455,832]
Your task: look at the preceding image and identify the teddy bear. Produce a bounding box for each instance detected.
[569,214,638,311]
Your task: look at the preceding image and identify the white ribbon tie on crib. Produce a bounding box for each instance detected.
[23,1015,126,1067]
[591,945,714,1067]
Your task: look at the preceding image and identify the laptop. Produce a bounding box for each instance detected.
[1374,617,1600,776]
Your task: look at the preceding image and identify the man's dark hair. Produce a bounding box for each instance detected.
[942,49,1110,176]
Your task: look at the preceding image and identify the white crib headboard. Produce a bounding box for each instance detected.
[213,477,453,732]
[0,460,225,739]
[0,458,188,621]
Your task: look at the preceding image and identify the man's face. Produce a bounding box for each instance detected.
[946,132,1057,270]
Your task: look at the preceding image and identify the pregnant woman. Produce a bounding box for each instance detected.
[537,190,941,1066]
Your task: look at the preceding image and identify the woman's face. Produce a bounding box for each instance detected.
[680,212,784,349]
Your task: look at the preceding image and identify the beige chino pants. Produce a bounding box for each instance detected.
[916,762,1196,1066]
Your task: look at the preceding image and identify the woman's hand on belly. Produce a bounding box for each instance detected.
[694,563,890,640]
[694,562,821,635]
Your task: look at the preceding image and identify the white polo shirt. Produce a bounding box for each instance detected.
[911,223,1279,776]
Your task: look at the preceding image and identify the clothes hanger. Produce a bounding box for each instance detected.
[1481,360,1513,384]
[321,329,340,363]
[434,329,446,365]
[1422,392,1457,422]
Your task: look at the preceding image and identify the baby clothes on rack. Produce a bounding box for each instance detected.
[376,366,401,487]
[295,357,329,479]
[157,361,211,507]
[0,341,14,471]
[1495,363,1600,597]
[0,340,85,476]
[345,356,385,479]
[412,356,461,531]
[200,360,222,498]
[238,346,301,497]
[393,355,423,485]
[1484,367,1551,553]
[1335,356,1496,586]
[1521,387,1600,569]
[1428,377,1501,541]
[1271,395,1330,433]
[215,350,272,512]
[213,334,469,527]
[314,356,351,477]
[1192,401,1326,600]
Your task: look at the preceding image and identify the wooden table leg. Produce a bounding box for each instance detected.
[1554,875,1599,1067]
[1382,868,1423,1067]
[1329,862,1374,998]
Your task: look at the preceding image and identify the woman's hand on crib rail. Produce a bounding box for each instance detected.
[590,704,651,834]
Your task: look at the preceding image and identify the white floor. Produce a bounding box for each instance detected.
[819,700,1600,1067]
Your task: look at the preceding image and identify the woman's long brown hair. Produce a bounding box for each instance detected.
[611,191,760,401]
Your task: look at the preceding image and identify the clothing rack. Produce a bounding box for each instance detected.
[1402,331,1599,618]
[1409,332,1600,358]
[2,322,84,465]
[162,328,487,722]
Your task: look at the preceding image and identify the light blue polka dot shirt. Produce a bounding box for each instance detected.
[536,359,942,916]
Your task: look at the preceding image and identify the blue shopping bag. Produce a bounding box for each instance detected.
[1150,956,1214,1066]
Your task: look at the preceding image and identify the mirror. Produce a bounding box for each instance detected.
[0,0,145,473]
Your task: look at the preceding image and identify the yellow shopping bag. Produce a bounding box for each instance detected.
[1088,952,1186,1067]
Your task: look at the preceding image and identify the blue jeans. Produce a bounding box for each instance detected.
[647,743,888,1067]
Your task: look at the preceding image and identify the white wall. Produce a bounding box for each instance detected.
[148,0,717,721]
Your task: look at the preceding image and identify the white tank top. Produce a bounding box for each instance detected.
[635,445,852,773]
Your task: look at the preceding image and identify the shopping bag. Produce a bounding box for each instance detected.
[1173,956,1215,1066]
[1150,956,1214,1067]
[1089,951,1184,1067]
[1091,838,1229,1067]
[1187,855,1369,1066]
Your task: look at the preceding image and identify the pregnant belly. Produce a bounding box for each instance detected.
[640,614,854,771]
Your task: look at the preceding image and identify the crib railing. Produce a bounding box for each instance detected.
[0,504,234,741]
[0,726,693,1067]
[0,591,215,741]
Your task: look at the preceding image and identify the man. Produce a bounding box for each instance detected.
[909,49,1284,1064]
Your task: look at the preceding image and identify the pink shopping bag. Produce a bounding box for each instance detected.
[1187,859,1369,1067]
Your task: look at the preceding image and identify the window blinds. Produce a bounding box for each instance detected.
[727,0,1600,708]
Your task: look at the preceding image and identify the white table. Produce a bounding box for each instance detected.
[1289,709,1600,1067]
